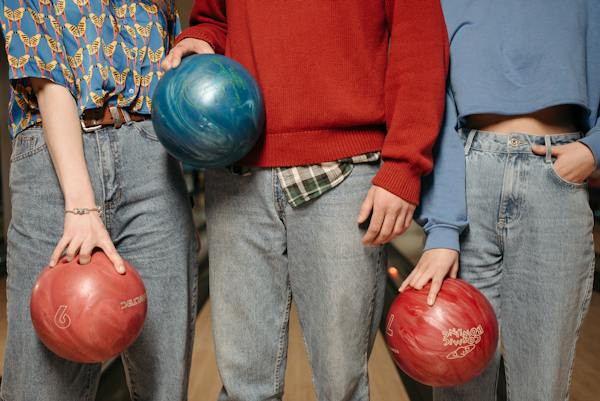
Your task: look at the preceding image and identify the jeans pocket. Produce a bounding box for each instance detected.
[132,120,160,142]
[548,162,587,189]
[10,127,47,162]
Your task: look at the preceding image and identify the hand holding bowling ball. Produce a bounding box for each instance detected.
[398,249,460,305]
[385,278,498,387]
[30,252,147,363]
[49,210,125,274]
[162,38,215,70]
[152,54,265,169]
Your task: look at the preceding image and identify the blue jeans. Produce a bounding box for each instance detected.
[2,121,198,401]
[204,164,387,401]
[434,130,595,401]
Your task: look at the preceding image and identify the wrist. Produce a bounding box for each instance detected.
[64,194,97,210]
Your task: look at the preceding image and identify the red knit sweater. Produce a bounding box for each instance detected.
[177,0,448,204]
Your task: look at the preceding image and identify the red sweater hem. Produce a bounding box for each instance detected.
[241,128,385,167]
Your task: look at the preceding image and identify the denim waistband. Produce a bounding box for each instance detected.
[461,129,582,154]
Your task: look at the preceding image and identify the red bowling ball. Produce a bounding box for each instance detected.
[30,252,147,363]
[385,278,498,387]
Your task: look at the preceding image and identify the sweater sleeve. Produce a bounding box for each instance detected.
[578,103,600,169]
[414,89,468,252]
[176,0,227,55]
[372,0,449,205]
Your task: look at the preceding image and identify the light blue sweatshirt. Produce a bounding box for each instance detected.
[415,0,600,251]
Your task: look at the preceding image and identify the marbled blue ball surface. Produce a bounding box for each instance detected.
[152,54,265,168]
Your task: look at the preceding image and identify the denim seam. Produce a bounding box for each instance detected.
[103,191,122,210]
[362,248,383,377]
[273,282,292,395]
[184,242,199,399]
[495,156,509,251]
[100,130,123,211]
[272,169,287,224]
[547,164,587,189]
[122,351,140,401]
[131,121,160,142]
[10,143,47,162]
[563,258,595,401]
[82,365,94,401]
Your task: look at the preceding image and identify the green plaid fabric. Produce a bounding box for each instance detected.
[276,152,380,207]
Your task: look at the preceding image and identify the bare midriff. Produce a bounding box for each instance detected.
[465,105,579,135]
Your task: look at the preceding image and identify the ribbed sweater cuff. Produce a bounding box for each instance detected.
[423,227,461,252]
[176,27,220,53]
[372,160,421,205]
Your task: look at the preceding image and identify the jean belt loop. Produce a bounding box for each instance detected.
[122,108,132,125]
[544,135,553,163]
[464,129,477,155]
[108,106,122,128]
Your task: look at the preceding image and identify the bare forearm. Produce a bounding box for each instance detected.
[31,78,96,209]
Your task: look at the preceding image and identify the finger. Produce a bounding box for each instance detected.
[409,268,427,290]
[170,47,185,69]
[65,239,82,262]
[531,144,546,156]
[163,47,184,70]
[413,268,435,290]
[403,206,415,230]
[392,216,407,237]
[427,277,444,306]
[394,206,407,234]
[450,259,459,279]
[398,264,421,292]
[100,240,125,274]
[78,240,94,265]
[362,207,384,245]
[357,188,374,223]
[532,144,562,157]
[374,213,397,245]
[49,236,70,266]
[399,269,417,292]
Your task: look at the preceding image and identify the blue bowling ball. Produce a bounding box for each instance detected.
[152,54,265,168]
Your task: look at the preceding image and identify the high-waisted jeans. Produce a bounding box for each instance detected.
[1,121,198,401]
[434,130,595,401]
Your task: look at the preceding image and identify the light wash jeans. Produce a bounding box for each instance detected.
[204,164,387,401]
[434,130,595,401]
[2,121,198,401]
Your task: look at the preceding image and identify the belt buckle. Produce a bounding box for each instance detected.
[80,119,102,133]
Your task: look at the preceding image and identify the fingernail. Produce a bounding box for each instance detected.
[427,297,434,306]
[118,265,126,274]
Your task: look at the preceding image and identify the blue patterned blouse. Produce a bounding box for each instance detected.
[1,0,180,137]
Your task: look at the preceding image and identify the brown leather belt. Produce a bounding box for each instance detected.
[34,106,149,131]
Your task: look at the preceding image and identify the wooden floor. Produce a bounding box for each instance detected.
[188,302,409,401]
